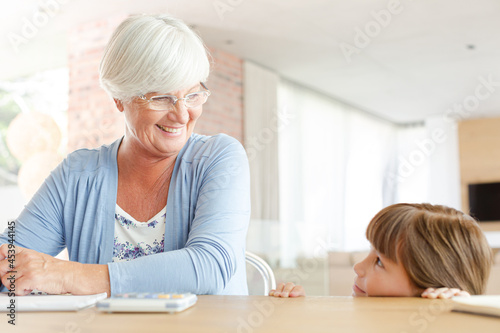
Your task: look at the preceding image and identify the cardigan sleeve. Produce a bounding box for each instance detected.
[0,161,67,254]
[0,159,68,291]
[106,136,251,295]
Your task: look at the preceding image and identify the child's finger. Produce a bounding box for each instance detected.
[429,287,448,299]
[448,288,462,296]
[422,287,470,299]
[421,288,435,297]
[437,289,455,299]
[434,287,449,294]
[270,283,286,297]
[280,282,297,297]
[289,285,306,297]
[421,288,437,298]
[445,289,470,298]
[276,282,285,292]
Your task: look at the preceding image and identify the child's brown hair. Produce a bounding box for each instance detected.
[366,203,493,295]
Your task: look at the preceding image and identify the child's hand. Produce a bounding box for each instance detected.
[421,287,470,299]
[268,282,306,298]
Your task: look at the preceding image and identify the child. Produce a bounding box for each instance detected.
[269,203,493,299]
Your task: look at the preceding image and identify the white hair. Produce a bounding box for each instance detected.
[99,14,210,101]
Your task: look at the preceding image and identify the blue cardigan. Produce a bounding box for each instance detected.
[0,133,250,295]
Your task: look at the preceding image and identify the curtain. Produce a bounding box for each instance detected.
[394,116,461,209]
[394,124,429,203]
[278,80,347,266]
[425,115,461,209]
[244,67,461,267]
[243,61,280,221]
[278,79,397,264]
[243,62,281,266]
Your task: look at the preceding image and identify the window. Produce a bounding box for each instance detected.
[0,68,68,231]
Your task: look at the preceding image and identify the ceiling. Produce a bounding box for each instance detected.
[1,0,500,124]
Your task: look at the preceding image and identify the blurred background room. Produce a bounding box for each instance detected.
[1,0,500,296]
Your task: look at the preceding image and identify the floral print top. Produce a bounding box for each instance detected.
[112,204,166,262]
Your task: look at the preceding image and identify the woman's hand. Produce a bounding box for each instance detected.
[0,244,78,295]
[0,244,111,296]
[269,282,306,298]
[421,287,470,299]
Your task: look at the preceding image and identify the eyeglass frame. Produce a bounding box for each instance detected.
[138,82,211,110]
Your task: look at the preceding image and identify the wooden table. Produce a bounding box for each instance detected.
[1,296,498,333]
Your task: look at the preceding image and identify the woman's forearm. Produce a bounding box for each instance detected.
[69,262,111,297]
[0,245,111,296]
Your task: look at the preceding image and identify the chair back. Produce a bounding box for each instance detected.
[245,251,276,296]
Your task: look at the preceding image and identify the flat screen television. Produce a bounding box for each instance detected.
[468,182,500,222]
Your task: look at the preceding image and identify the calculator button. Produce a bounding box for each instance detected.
[158,294,171,299]
[172,294,184,299]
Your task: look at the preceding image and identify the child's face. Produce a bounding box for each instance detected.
[352,248,418,297]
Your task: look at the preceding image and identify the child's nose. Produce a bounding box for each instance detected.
[353,261,364,277]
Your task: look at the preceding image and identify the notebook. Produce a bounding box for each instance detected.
[452,295,500,318]
[0,292,108,311]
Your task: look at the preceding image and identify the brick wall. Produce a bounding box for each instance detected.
[197,47,244,143]
[68,15,244,151]
[67,14,128,151]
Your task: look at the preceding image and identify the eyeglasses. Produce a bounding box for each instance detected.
[139,82,211,111]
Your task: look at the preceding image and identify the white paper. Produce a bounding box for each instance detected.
[0,292,107,312]
[452,295,500,318]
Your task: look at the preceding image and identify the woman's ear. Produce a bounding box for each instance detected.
[114,98,124,112]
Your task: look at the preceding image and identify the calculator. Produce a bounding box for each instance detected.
[96,293,197,313]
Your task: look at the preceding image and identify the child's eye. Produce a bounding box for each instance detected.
[376,257,384,267]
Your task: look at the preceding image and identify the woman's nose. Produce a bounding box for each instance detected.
[169,102,189,123]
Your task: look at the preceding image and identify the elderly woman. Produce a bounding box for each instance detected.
[0,14,250,296]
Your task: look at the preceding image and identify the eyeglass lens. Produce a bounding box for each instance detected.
[150,92,208,110]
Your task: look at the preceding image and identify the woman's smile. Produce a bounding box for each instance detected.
[156,124,184,136]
